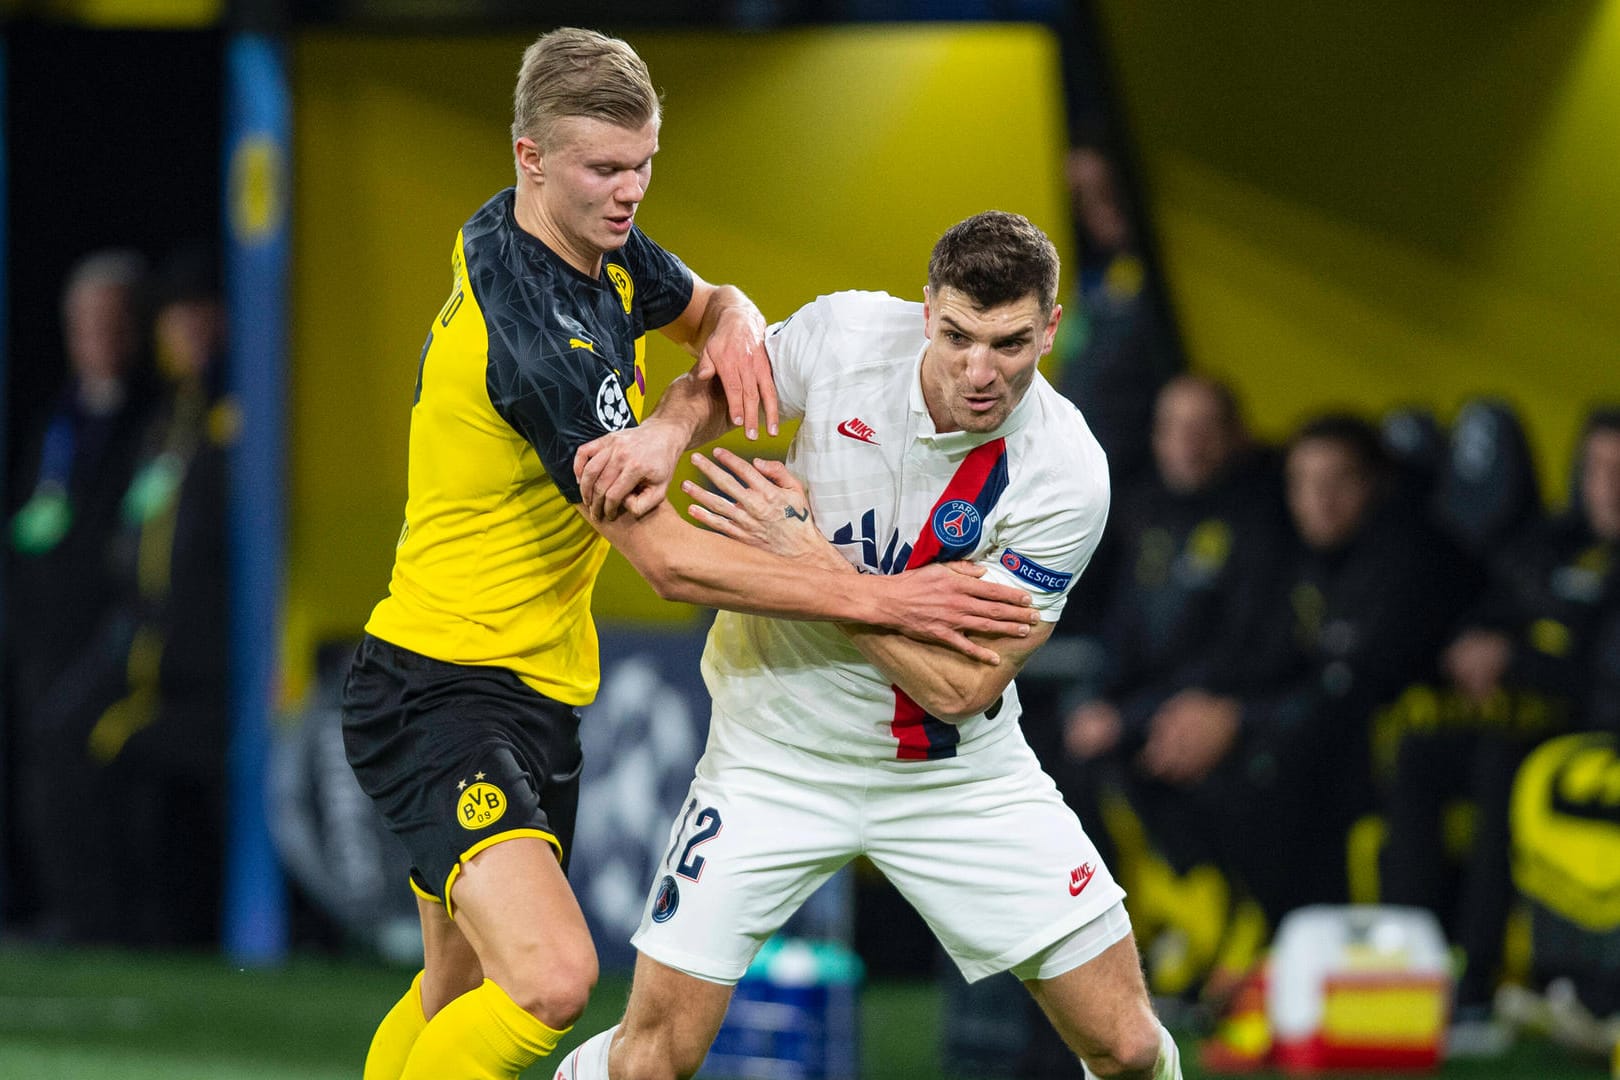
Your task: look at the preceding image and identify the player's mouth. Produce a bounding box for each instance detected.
[964,395,1001,413]
[606,213,635,234]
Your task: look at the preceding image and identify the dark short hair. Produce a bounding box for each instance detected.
[1583,406,1620,442]
[1160,373,1244,434]
[927,210,1060,314]
[1289,412,1390,479]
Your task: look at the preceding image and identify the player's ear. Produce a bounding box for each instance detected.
[514,137,544,184]
[922,286,934,338]
[1041,303,1063,354]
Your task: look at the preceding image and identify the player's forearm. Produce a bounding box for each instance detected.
[841,626,1018,722]
[694,284,765,357]
[646,371,733,451]
[603,501,890,624]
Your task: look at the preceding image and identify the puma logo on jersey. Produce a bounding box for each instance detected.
[837,417,880,445]
[1069,863,1095,897]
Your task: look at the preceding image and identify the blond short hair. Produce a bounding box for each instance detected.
[512,28,661,151]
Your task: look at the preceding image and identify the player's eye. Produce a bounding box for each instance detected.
[945,331,968,345]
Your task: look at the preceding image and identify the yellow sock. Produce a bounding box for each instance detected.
[400,978,569,1079]
[365,970,428,1080]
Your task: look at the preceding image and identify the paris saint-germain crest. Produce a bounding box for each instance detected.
[932,499,982,549]
[651,875,680,923]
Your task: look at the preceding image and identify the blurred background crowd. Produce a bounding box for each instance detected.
[3,0,1620,1076]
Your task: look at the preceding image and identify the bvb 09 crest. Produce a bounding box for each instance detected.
[606,264,634,314]
[457,780,507,830]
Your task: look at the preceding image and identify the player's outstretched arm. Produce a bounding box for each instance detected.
[580,497,1036,664]
[659,274,779,440]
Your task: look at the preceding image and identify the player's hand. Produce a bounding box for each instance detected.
[1064,700,1123,760]
[694,307,778,440]
[1139,689,1240,785]
[878,561,1038,665]
[682,447,836,565]
[574,418,687,522]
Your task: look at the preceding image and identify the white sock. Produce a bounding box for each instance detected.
[1155,1021,1183,1080]
[553,1024,617,1080]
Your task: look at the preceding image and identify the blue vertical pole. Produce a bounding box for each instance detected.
[222,32,289,964]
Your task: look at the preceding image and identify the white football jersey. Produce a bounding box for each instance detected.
[701,290,1110,760]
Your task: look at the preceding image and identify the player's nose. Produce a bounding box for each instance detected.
[615,173,646,204]
[964,348,998,388]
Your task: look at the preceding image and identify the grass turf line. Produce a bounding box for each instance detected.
[0,946,1607,1078]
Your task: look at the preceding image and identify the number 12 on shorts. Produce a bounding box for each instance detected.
[664,799,723,882]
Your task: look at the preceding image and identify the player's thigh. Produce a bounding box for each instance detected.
[865,732,1124,983]
[615,951,736,1078]
[1026,931,1157,1063]
[631,714,859,983]
[449,836,597,1018]
[417,894,483,1016]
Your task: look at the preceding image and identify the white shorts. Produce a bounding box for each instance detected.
[630,711,1125,985]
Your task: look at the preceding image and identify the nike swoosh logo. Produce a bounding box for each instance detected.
[837,420,879,445]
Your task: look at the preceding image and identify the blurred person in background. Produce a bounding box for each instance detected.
[1039,374,1284,1016]
[1048,146,1182,648]
[5,248,160,941]
[7,249,157,716]
[1054,145,1180,499]
[66,242,233,948]
[1109,415,1474,985]
[1061,374,1283,791]
[339,28,1036,1080]
[1380,408,1620,1033]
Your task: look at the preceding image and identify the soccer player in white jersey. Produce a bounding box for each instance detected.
[562,211,1182,1080]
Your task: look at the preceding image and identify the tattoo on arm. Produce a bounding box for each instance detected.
[784,506,810,521]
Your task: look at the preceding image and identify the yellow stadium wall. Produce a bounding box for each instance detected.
[286,25,1070,698]
[1097,1,1620,501]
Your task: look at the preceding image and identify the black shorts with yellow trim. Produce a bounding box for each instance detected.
[341,633,582,916]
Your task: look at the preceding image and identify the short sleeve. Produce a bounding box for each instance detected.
[980,464,1111,622]
[764,296,839,421]
[620,227,693,332]
[486,328,632,504]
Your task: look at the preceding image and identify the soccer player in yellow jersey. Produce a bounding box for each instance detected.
[341,28,1038,1080]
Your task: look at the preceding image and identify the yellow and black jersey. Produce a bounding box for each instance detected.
[366,188,693,705]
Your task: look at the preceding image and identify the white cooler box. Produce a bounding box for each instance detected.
[1268,905,1452,1072]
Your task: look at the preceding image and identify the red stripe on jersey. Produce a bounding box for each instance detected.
[891,689,934,761]
[890,438,1007,760]
[906,438,1006,567]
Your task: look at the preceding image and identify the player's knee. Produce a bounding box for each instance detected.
[504,948,599,1030]
[1083,1015,1164,1080]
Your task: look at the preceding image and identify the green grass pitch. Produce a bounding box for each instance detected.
[0,945,1607,1078]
